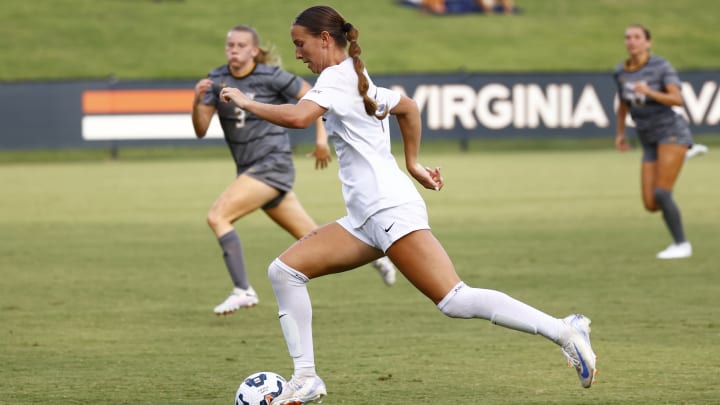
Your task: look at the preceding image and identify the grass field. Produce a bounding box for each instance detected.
[2,0,719,403]
[2,148,719,404]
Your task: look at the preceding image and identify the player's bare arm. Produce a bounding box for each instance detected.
[192,78,217,137]
[633,82,684,106]
[392,95,443,191]
[614,102,631,151]
[220,87,325,129]
[295,81,331,169]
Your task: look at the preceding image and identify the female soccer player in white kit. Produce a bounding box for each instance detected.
[192,25,397,315]
[220,6,598,403]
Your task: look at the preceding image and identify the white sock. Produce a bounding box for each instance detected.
[268,258,317,377]
[437,282,566,344]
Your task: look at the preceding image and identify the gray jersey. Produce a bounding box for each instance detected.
[202,63,303,172]
[613,55,687,144]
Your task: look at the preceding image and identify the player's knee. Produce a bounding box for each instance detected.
[206,210,220,229]
[437,282,479,319]
[268,258,308,287]
[206,208,229,232]
[439,303,469,319]
[268,259,285,285]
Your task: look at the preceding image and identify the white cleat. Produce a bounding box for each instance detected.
[656,241,692,259]
[213,286,259,315]
[271,375,327,404]
[560,314,598,388]
[371,256,397,286]
[685,144,708,161]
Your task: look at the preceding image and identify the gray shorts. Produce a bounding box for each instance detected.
[237,151,295,209]
[640,118,693,162]
[337,200,430,253]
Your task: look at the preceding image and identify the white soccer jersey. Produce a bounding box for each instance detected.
[302,57,423,227]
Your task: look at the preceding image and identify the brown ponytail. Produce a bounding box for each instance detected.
[294,6,387,119]
[344,23,388,119]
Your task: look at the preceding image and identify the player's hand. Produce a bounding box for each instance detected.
[633,81,650,95]
[219,87,249,109]
[408,162,444,191]
[307,142,331,170]
[194,78,213,105]
[615,133,631,152]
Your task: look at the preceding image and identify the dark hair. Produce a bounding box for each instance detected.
[293,6,387,119]
[228,24,281,66]
[627,23,651,40]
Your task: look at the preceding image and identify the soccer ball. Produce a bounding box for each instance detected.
[235,371,286,405]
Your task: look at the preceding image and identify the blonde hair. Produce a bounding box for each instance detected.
[228,24,281,66]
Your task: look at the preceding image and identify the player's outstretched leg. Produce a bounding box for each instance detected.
[437,282,598,388]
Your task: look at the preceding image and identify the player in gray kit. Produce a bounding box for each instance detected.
[192,25,397,315]
[613,24,704,259]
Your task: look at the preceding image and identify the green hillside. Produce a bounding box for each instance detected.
[2,0,719,81]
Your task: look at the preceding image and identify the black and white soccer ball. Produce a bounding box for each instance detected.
[234,371,286,405]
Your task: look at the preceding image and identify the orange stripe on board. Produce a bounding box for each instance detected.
[82,89,195,114]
